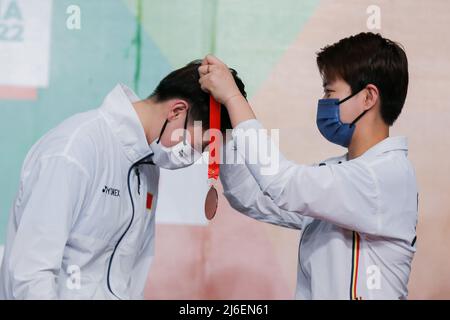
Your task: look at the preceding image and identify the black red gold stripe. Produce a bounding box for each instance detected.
[350,231,361,300]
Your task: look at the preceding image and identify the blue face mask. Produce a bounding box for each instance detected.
[316,89,368,148]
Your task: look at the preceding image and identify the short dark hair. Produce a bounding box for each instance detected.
[149,60,247,132]
[316,32,409,126]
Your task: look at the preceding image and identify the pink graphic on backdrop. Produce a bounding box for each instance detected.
[0,86,37,100]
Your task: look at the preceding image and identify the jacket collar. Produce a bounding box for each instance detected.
[99,84,153,163]
[329,136,409,164]
[352,136,409,161]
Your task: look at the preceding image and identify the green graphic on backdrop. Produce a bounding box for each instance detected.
[0,0,172,242]
[123,0,320,95]
[0,0,319,243]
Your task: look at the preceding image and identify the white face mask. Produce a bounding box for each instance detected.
[150,109,202,170]
[150,139,202,170]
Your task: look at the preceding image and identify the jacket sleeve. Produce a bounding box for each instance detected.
[231,119,381,235]
[7,155,89,299]
[220,139,306,230]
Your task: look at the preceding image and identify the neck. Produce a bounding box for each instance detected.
[347,120,389,160]
[132,98,164,144]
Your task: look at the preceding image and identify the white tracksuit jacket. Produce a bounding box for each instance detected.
[0,84,158,299]
[220,119,418,300]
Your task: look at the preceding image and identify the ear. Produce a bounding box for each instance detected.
[363,84,380,110]
[167,99,189,121]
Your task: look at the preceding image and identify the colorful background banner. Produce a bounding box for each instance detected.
[0,0,449,299]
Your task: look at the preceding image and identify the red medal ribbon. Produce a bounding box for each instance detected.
[208,96,220,181]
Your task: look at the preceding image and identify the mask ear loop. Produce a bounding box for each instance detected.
[156,120,169,144]
[157,108,190,145]
[182,108,189,145]
[339,87,364,104]
[349,109,369,127]
[338,86,369,128]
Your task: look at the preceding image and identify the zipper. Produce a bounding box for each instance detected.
[135,167,141,195]
[106,154,153,299]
